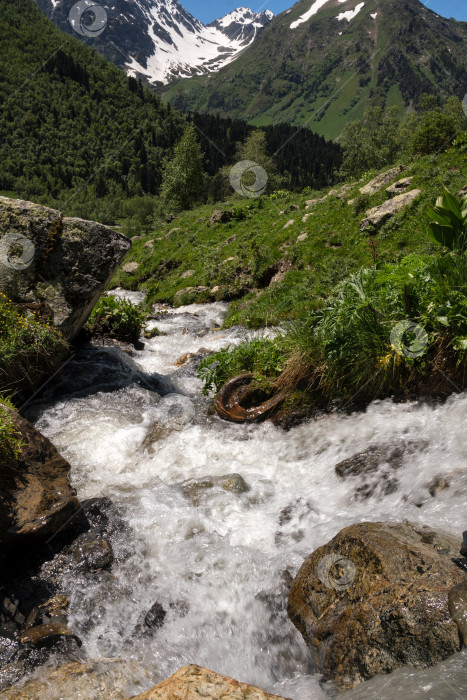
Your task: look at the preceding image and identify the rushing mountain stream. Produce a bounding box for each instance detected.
[24,298,466,699]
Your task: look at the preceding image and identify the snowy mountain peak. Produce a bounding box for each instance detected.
[213,7,274,29]
[209,7,274,48]
[34,0,273,86]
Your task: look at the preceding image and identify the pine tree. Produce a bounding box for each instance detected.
[226,131,286,194]
[160,125,205,211]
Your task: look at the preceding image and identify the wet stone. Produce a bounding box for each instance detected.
[461,530,467,557]
[0,629,20,666]
[134,602,167,637]
[428,476,450,497]
[180,473,250,506]
[19,622,81,650]
[42,532,114,580]
[448,580,467,644]
[25,595,69,629]
[335,441,428,501]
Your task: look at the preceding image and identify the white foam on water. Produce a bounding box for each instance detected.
[32,301,467,698]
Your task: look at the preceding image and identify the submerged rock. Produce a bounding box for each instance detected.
[334,441,428,501]
[287,521,465,689]
[180,473,250,506]
[128,665,291,699]
[0,196,130,341]
[133,602,166,637]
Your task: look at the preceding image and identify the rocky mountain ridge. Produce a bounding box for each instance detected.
[34,0,273,85]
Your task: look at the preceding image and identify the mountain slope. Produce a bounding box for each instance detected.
[0,0,341,216]
[34,1,273,86]
[0,0,186,210]
[164,0,467,139]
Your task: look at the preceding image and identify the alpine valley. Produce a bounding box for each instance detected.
[2,0,467,699]
[164,0,467,138]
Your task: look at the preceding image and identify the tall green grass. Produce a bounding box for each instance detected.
[0,292,67,398]
[199,250,467,409]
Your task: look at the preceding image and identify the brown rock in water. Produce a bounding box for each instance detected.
[448,580,467,645]
[1,661,130,699]
[175,352,196,366]
[20,622,81,649]
[128,665,290,699]
[0,197,130,341]
[180,473,249,506]
[287,521,465,689]
[0,411,80,545]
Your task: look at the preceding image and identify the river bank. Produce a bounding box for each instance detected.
[1,298,464,698]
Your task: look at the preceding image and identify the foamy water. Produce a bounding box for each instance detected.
[27,301,466,698]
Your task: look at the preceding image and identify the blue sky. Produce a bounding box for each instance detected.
[184,1,467,25]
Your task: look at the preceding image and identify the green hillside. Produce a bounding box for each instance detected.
[112,135,467,328]
[164,0,467,140]
[0,0,184,213]
[0,0,342,222]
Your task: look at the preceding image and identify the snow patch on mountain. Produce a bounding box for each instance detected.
[290,0,347,29]
[337,2,365,21]
[35,0,272,86]
[123,1,273,85]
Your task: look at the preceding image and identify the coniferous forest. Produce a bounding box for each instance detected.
[0,0,341,221]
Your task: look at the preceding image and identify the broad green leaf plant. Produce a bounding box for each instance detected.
[427,186,467,251]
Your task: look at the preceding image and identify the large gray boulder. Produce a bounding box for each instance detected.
[288,521,465,689]
[360,189,421,231]
[0,197,130,341]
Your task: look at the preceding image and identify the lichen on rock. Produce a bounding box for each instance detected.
[0,197,131,341]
